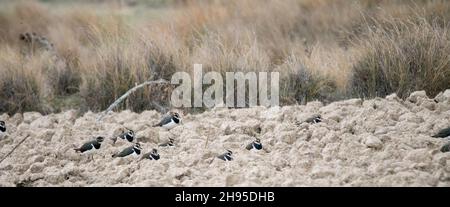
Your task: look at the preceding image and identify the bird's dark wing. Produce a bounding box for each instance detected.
[245,143,253,150]
[159,140,172,147]
[217,154,225,160]
[433,127,450,138]
[305,114,321,124]
[254,143,263,150]
[141,152,150,160]
[217,153,233,161]
[154,115,172,127]
[141,152,153,160]
[77,141,94,153]
[114,146,134,157]
[305,117,315,123]
[441,142,450,153]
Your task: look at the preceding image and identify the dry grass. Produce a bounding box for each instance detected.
[351,19,450,98]
[0,0,450,114]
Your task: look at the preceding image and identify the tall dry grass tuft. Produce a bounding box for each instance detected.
[278,54,338,105]
[0,46,45,114]
[1,0,450,114]
[350,18,450,98]
[78,24,176,112]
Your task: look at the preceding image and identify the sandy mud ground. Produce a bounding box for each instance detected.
[1,91,450,186]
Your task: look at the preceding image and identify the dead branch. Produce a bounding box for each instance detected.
[0,135,30,164]
[97,79,170,121]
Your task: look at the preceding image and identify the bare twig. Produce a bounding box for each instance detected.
[0,135,30,164]
[97,79,170,121]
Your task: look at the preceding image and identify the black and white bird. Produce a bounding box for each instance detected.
[432,127,450,138]
[246,138,262,150]
[74,137,105,160]
[217,150,233,161]
[141,148,160,160]
[305,114,322,124]
[112,143,142,158]
[74,136,105,153]
[159,138,175,147]
[153,112,181,130]
[441,142,450,153]
[0,121,6,138]
[111,129,135,144]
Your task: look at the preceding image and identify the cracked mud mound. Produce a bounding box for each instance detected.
[1,90,450,186]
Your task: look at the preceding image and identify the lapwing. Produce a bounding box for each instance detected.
[141,148,160,160]
[305,114,322,124]
[246,138,262,150]
[0,121,6,138]
[441,142,450,153]
[432,127,450,138]
[111,129,135,145]
[159,138,175,147]
[112,143,142,158]
[153,112,181,130]
[217,150,233,161]
[74,137,105,160]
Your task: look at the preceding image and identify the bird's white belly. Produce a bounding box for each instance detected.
[87,143,100,152]
[131,151,140,157]
[84,145,97,155]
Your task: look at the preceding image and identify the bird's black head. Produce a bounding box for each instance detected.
[134,143,142,150]
[169,138,175,143]
[127,130,135,137]
[96,137,105,142]
[151,148,158,154]
[0,121,5,132]
[173,112,180,119]
[255,126,262,134]
[255,138,261,143]
[226,149,233,156]
[314,115,322,123]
